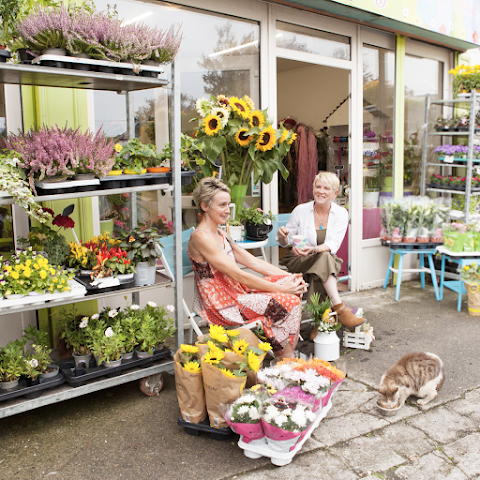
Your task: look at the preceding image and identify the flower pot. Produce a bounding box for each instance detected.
[24,378,42,399]
[39,364,59,380]
[104,356,123,368]
[43,48,66,56]
[74,173,96,180]
[245,223,273,240]
[313,330,340,361]
[123,351,135,360]
[5,294,25,300]
[134,262,157,286]
[73,352,93,369]
[147,167,170,173]
[116,272,135,284]
[229,225,243,242]
[381,176,393,192]
[17,48,35,64]
[135,348,153,359]
[123,168,147,175]
[0,49,11,63]
[363,190,380,207]
[107,170,123,176]
[0,378,19,390]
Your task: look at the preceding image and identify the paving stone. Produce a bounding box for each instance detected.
[329,422,434,474]
[226,449,358,480]
[326,390,377,418]
[394,451,468,480]
[407,407,478,443]
[338,378,369,392]
[443,433,480,478]
[360,397,421,423]
[312,412,388,446]
[447,389,480,423]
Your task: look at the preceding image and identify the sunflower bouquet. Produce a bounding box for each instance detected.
[449,64,480,97]
[193,95,296,189]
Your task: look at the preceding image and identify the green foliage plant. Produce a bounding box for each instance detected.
[238,201,275,226]
[135,302,176,353]
[118,227,163,266]
[0,339,27,381]
[305,294,341,332]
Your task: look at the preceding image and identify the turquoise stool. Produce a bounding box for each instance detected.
[383,246,440,301]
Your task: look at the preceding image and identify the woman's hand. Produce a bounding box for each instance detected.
[278,226,289,239]
[280,273,308,296]
[292,246,316,256]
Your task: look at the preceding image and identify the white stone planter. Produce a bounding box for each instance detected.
[229,225,243,242]
[134,262,157,286]
[313,330,340,361]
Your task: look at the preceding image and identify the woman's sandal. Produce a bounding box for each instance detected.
[332,302,366,329]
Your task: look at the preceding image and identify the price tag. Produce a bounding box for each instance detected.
[444,155,454,163]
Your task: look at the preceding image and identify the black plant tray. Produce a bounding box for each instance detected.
[426,183,480,192]
[381,239,443,249]
[59,346,171,387]
[0,374,64,402]
[165,170,196,186]
[99,173,170,189]
[177,417,233,440]
[73,276,135,295]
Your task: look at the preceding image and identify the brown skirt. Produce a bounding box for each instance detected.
[280,250,343,303]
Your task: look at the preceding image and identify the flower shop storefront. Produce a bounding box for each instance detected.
[2,0,479,344]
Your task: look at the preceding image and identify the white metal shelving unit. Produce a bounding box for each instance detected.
[421,91,480,223]
[0,61,183,418]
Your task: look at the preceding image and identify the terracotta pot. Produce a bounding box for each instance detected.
[147,167,170,173]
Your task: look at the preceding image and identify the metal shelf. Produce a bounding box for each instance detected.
[427,131,479,136]
[0,63,168,92]
[430,98,480,105]
[0,356,174,419]
[426,188,480,195]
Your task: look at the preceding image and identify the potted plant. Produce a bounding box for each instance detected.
[227,219,243,242]
[118,227,163,286]
[141,215,173,238]
[120,306,140,359]
[135,302,176,356]
[90,245,135,283]
[459,262,480,316]
[363,175,380,207]
[449,64,480,97]
[89,323,125,368]
[23,325,58,379]
[117,138,157,174]
[238,202,275,240]
[0,339,26,389]
[433,116,449,131]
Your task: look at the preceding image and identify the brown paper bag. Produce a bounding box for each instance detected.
[201,359,246,428]
[174,350,207,424]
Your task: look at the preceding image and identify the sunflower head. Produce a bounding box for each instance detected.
[217,94,230,107]
[243,95,255,110]
[258,341,272,352]
[209,324,228,344]
[278,128,288,144]
[220,367,238,378]
[249,110,265,128]
[181,344,199,354]
[232,339,249,356]
[287,132,297,145]
[256,125,276,152]
[203,114,222,136]
[226,329,240,337]
[247,350,261,372]
[183,361,201,373]
[229,96,251,119]
[235,128,253,147]
[203,349,225,365]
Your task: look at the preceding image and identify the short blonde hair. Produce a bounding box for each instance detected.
[313,171,340,193]
[193,177,230,212]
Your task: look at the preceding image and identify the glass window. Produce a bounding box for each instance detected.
[362,45,395,239]
[92,1,260,234]
[276,21,350,60]
[404,55,443,196]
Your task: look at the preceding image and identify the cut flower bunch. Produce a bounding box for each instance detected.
[449,64,480,97]
[459,261,480,284]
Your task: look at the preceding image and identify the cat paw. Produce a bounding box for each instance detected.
[417,399,428,405]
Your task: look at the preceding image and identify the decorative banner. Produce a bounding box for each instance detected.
[330,0,480,46]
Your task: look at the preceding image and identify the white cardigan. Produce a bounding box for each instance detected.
[282,201,348,255]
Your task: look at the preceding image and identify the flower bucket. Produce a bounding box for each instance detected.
[465,282,480,316]
[231,184,248,220]
[313,331,340,361]
[134,262,157,286]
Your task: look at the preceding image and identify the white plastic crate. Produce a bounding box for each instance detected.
[342,307,374,350]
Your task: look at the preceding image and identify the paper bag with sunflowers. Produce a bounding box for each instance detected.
[196,325,271,388]
[174,345,207,424]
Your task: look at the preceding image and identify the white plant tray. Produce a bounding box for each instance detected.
[35,179,100,189]
[32,55,164,74]
[238,400,333,466]
[437,246,480,257]
[0,279,86,310]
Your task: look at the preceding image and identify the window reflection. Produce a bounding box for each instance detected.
[362,45,394,239]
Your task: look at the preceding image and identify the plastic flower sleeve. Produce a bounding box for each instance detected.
[379,197,392,241]
[402,199,420,242]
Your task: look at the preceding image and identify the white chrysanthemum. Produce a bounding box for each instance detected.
[238,394,256,404]
[302,381,320,395]
[28,358,39,368]
[291,409,308,428]
[211,106,229,127]
[79,319,88,329]
[237,405,250,416]
[91,313,99,320]
[265,405,279,418]
[285,370,305,382]
[147,301,157,308]
[195,98,213,117]
[166,305,175,312]
[263,412,273,423]
[274,414,288,427]
[130,304,140,310]
[108,309,118,318]
[105,327,114,337]
[306,410,317,422]
[249,407,260,420]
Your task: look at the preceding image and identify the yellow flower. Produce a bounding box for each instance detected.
[258,341,272,352]
[39,271,47,279]
[233,339,249,356]
[33,263,39,270]
[243,95,255,110]
[220,367,237,378]
[203,349,225,365]
[226,329,240,337]
[10,271,19,280]
[183,361,201,373]
[250,384,261,391]
[48,285,54,291]
[203,114,222,136]
[321,308,332,322]
[249,110,265,128]
[287,132,297,145]
[209,324,228,344]
[23,268,32,278]
[50,268,56,275]
[25,260,31,267]
[114,143,122,152]
[235,128,253,147]
[464,266,470,271]
[229,96,251,119]
[278,128,288,144]
[52,277,58,283]
[61,278,66,284]
[255,125,276,152]
[5,265,11,272]
[181,344,199,354]
[15,264,22,271]
[247,350,261,372]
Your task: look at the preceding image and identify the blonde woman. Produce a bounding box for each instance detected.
[188,177,307,359]
[278,171,364,331]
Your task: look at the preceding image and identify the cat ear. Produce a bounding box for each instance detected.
[378,386,386,395]
[391,386,398,394]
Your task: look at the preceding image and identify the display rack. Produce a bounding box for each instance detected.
[421,91,480,223]
[0,62,183,417]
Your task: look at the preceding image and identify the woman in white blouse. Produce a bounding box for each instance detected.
[278,171,363,332]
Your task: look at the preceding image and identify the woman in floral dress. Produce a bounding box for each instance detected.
[188,177,307,358]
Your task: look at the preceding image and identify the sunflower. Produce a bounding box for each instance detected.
[203,114,222,136]
[256,125,276,152]
[209,324,228,343]
[196,97,213,117]
[321,308,332,322]
[203,349,225,364]
[243,95,255,110]
[220,367,237,378]
[247,350,261,372]
[181,344,199,354]
[183,361,201,373]
[278,128,288,144]
[258,341,272,352]
[217,94,230,107]
[211,106,230,127]
[226,329,240,337]
[287,132,297,145]
[249,110,265,128]
[229,96,251,119]
[233,339,249,356]
[235,128,253,147]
